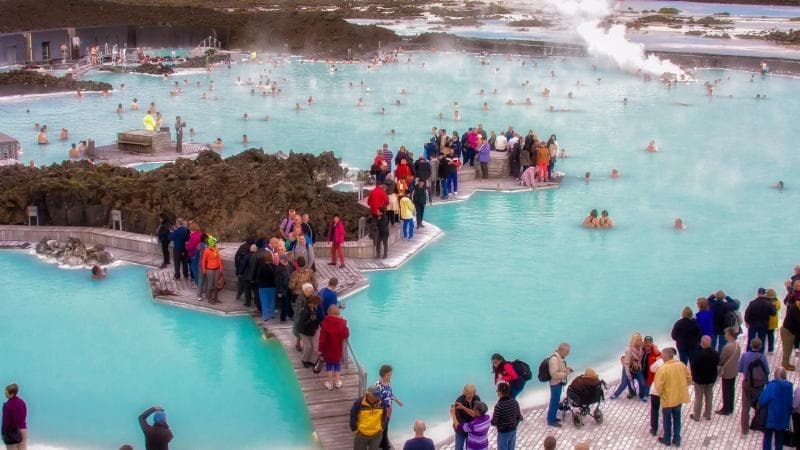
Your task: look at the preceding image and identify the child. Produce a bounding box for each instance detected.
[399,194,416,240]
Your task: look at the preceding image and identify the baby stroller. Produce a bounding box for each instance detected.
[558,375,607,428]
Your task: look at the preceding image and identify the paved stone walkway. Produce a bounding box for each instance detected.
[438,331,794,449]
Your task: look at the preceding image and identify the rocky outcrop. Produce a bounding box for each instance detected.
[0,150,368,241]
[0,70,112,96]
[35,237,114,266]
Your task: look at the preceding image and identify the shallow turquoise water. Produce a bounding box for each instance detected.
[0,251,312,450]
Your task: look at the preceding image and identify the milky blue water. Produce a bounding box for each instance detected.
[0,251,312,450]
[2,52,800,445]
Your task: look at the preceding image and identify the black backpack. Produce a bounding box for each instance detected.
[747,358,768,390]
[724,309,741,334]
[538,357,553,382]
[512,359,532,382]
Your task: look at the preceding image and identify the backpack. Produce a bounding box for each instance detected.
[747,358,768,390]
[538,356,553,382]
[512,359,532,382]
[724,309,741,334]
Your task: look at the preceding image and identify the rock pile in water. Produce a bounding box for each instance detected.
[35,237,114,266]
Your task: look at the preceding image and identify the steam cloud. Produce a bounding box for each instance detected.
[545,0,684,76]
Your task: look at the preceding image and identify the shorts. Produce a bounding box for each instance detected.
[325,361,341,372]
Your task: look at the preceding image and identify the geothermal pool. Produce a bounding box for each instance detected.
[1,52,800,446]
[0,251,312,450]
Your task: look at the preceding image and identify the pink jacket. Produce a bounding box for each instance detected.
[521,166,537,187]
[186,231,202,257]
[327,220,345,244]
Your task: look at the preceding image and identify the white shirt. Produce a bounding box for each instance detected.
[494,135,508,151]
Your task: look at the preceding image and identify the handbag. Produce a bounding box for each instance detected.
[313,357,325,374]
[215,271,225,290]
[749,403,768,432]
[2,428,22,445]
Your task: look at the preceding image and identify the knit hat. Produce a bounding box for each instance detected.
[153,410,167,424]
[207,236,217,247]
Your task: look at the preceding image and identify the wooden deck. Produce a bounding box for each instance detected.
[92,141,210,166]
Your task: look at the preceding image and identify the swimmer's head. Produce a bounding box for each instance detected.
[777,181,784,189]
[590,209,598,218]
[584,172,590,179]
[674,218,683,229]
[611,169,619,177]
[601,210,609,218]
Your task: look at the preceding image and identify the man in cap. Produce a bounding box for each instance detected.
[139,405,173,450]
[350,385,387,450]
[744,288,776,353]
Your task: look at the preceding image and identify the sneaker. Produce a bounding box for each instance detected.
[626,392,636,399]
[689,414,699,421]
[324,381,333,390]
[547,422,561,428]
[784,364,796,371]
[339,264,345,269]
[657,438,670,446]
[335,380,343,389]
[327,262,337,266]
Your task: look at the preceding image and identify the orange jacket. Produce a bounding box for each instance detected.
[202,247,222,271]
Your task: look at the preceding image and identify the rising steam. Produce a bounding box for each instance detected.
[545,0,684,76]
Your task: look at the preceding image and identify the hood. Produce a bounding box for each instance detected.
[323,315,348,332]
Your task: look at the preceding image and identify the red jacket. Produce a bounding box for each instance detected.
[319,315,350,363]
[327,220,345,244]
[394,163,412,181]
[644,345,662,386]
[367,187,389,216]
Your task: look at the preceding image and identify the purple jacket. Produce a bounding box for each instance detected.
[2,396,27,435]
[477,143,491,163]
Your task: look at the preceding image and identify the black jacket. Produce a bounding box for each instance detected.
[275,263,292,295]
[671,317,702,351]
[745,296,777,329]
[709,295,740,334]
[412,185,427,207]
[139,407,173,450]
[234,240,254,276]
[414,159,432,181]
[783,302,800,336]
[256,260,275,288]
[690,347,720,384]
[157,221,171,244]
[297,305,321,337]
[437,156,448,179]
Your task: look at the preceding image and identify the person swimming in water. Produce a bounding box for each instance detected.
[482,102,489,111]
[68,143,79,158]
[583,172,590,182]
[525,97,532,105]
[116,104,124,114]
[244,113,249,121]
[673,218,686,230]
[582,209,599,228]
[242,134,249,144]
[91,265,106,280]
[506,98,514,106]
[567,91,573,99]
[599,210,614,228]
[295,103,303,111]
[776,180,784,190]
[611,168,619,178]
[395,99,401,106]
[454,110,461,121]
[542,88,550,97]
[438,112,444,120]
[37,125,48,145]
[357,98,365,107]
[380,107,386,115]
[59,128,68,140]
[214,138,224,149]
[308,96,314,104]
[646,140,657,152]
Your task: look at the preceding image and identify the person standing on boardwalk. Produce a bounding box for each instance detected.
[275,255,293,321]
[318,277,341,320]
[745,288,777,352]
[186,222,202,283]
[738,337,769,435]
[138,405,173,450]
[402,420,434,450]
[759,367,793,449]
[412,180,427,229]
[156,213,171,269]
[546,343,572,427]
[780,294,800,371]
[376,365,404,450]
[477,135,491,180]
[297,294,322,368]
[169,218,190,280]
[350,385,387,450]
[689,335,719,421]
[647,349,666,436]
[766,288,781,353]
[708,291,740,353]
[450,400,489,450]
[319,305,349,390]
[399,194,416,240]
[492,382,522,450]
[653,347,691,447]
[671,307,702,366]
[716,326,741,415]
[256,251,276,322]
[2,383,27,450]
[451,384,481,450]
[326,215,346,269]
[200,236,223,304]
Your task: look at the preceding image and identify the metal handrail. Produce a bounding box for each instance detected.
[345,338,367,396]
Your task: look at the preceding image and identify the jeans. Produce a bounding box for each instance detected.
[454,431,467,450]
[767,329,776,352]
[711,333,726,354]
[402,218,414,239]
[547,383,563,424]
[497,430,517,450]
[678,345,697,367]
[258,287,275,321]
[447,171,458,193]
[440,179,449,198]
[650,394,661,434]
[721,377,736,414]
[611,368,636,398]
[662,405,682,445]
[763,429,785,450]
[748,327,768,352]
[190,251,200,282]
[509,381,525,399]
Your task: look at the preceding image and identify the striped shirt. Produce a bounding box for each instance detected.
[491,396,522,432]
[458,414,490,450]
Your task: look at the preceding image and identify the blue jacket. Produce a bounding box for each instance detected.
[169,226,190,250]
[759,379,793,430]
[708,295,739,334]
[696,310,713,338]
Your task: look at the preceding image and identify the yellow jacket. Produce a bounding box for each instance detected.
[653,359,691,408]
[399,196,415,220]
[354,397,384,436]
[769,298,781,330]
